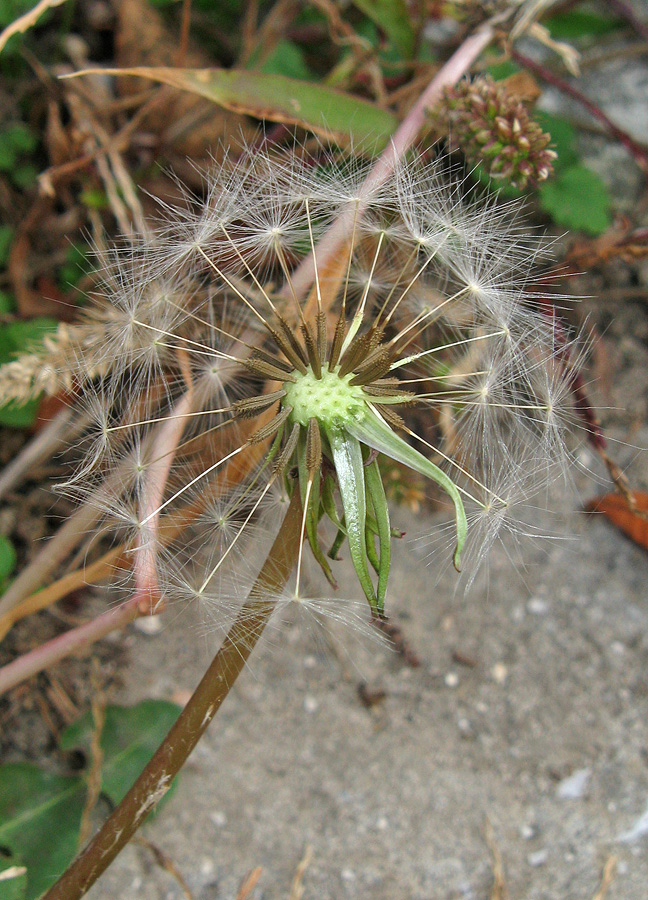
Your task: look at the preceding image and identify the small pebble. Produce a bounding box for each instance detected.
[527,598,549,615]
[303,695,319,713]
[134,614,163,635]
[457,717,476,739]
[444,672,459,688]
[210,810,227,827]
[527,849,548,867]
[520,824,536,841]
[375,816,388,831]
[556,768,591,800]
[491,663,508,684]
[341,868,356,882]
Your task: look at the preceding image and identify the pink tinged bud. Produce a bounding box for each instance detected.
[475,130,492,145]
[537,167,550,181]
[517,160,533,176]
[517,136,531,152]
[546,149,558,160]
[512,118,522,135]
[495,116,511,138]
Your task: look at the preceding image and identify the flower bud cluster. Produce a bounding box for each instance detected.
[434,76,557,189]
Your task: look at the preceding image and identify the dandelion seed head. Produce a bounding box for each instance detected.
[55,138,590,627]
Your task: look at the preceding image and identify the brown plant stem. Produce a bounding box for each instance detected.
[43,488,303,900]
[510,48,648,174]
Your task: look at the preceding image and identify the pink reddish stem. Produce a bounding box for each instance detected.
[0,594,141,696]
[133,388,194,612]
[286,24,494,301]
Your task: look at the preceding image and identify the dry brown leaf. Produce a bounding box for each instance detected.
[500,71,542,105]
[585,491,648,550]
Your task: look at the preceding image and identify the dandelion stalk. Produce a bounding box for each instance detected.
[42,489,303,900]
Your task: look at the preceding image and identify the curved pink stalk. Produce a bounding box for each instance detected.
[286,24,494,301]
[0,594,141,696]
[133,386,194,614]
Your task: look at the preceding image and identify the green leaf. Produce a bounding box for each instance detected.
[0,290,15,313]
[0,225,14,267]
[534,112,579,172]
[0,852,27,900]
[68,67,399,148]
[11,164,38,190]
[0,701,183,898]
[487,59,521,81]
[6,123,38,153]
[351,0,415,58]
[0,534,17,583]
[0,764,85,900]
[80,187,109,209]
[349,409,467,570]
[364,458,390,613]
[296,431,336,586]
[0,1,41,29]
[0,124,36,169]
[0,318,57,364]
[0,398,41,428]
[61,700,182,807]
[539,164,611,235]
[544,11,622,40]
[256,40,314,81]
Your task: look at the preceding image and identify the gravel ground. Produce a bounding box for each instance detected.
[84,422,648,900]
